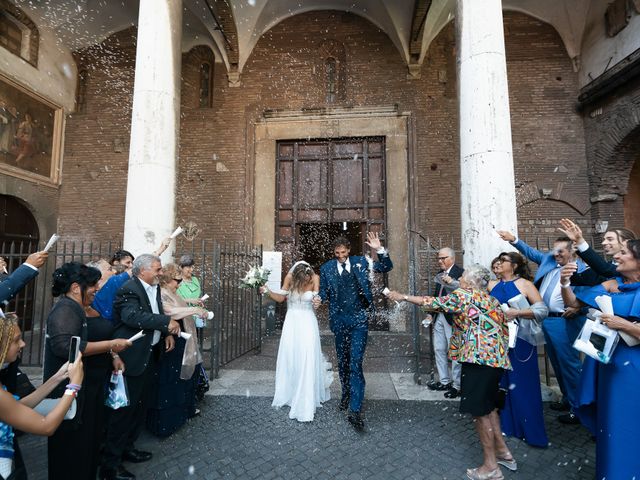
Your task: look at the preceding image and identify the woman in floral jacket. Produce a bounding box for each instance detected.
[388,264,514,480]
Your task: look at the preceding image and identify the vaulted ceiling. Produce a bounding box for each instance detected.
[9,0,626,78]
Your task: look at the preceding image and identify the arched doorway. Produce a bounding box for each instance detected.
[0,194,40,333]
[624,158,640,235]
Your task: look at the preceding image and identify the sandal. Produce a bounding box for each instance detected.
[466,467,504,480]
[496,454,517,471]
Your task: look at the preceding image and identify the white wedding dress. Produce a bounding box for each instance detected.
[272,290,332,422]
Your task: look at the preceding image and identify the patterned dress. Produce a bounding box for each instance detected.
[422,288,511,370]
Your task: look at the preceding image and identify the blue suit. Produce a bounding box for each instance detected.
[319,252,393,412]
[511,239,587,409]
[0,264,39,304]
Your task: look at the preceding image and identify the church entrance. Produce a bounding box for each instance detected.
[275,137,390,330]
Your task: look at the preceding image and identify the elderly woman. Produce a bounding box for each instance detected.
[388,265,514,480]
[560,239,640,478]
[43,262,131,480]
[146,263,208,437]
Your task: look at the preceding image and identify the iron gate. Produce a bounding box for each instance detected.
[0,239,263,376]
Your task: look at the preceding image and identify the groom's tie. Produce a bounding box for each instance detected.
[339,262,346,276]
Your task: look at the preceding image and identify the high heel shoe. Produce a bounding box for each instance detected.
[466,467,504,480]
[496,454,517,471]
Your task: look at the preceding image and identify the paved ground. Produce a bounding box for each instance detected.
[17,333,596,479]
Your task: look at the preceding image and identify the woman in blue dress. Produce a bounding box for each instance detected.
[560,239,640,478]
[488,252,549,448]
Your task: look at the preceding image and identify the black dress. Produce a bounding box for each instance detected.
[146,319,197,437]
[43,297,113,480]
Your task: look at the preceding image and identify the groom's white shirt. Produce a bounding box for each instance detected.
[337,258,351,274]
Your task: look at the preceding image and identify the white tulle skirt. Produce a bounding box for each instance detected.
[272,303,332,422]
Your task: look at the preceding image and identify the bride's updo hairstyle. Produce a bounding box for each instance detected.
[290,262,314,293]
[51,262,101,302]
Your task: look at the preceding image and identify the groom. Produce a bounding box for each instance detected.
[313,232,393,431]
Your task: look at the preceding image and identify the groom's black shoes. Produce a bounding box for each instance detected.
[348,411,365,432]
[339,396,350,411]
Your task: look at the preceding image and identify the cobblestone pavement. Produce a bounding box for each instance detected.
[20,395,595,480]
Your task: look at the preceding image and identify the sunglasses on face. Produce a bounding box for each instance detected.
[174,278,182,284]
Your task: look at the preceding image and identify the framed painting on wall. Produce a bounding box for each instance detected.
[0,73,64,185]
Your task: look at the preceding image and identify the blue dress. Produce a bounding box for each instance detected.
[490,280,549,448]
[575,279,640,478]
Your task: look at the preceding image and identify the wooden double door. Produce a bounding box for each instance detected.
[275,137,389,329]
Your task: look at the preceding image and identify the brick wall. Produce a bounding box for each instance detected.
[57,11,594,252]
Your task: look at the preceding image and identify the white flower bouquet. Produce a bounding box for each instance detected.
[239,265,271,291]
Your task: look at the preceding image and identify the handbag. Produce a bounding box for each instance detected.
[105,371,129,409]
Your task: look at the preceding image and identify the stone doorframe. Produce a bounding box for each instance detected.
[253,105,410,331]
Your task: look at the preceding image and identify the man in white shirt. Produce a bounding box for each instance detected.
[100,254,180,480]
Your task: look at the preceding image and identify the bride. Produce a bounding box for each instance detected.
[260,261,332,422]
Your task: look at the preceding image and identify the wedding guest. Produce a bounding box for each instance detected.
[388,265,515,480]
[427,248,464,399]
[147,263,207,436]
[491,257,502,280]
[0,257,8,283]
[95,238,171,321]
[176,255,202,306]
[0,251,48,304]
[488,252,549,448]
[559,239,640,479]
[100,254,180,480]
[559,218,636,286]
[43,262,131,480]
[109,250,135,274]
[497,231,586,424]
[0,313,84,479]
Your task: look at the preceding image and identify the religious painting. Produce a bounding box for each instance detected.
[0,73,63,185]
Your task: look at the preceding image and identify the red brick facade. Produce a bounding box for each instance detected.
[42,11,625,248]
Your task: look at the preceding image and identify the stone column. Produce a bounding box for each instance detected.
[457,0,518,267]
[123,0,182,260]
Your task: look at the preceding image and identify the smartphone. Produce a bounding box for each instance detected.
[68,336,81,363]
[589,332,607,352]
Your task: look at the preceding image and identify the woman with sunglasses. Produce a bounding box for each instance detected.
[488,252,549,449]
[147,263,210,437]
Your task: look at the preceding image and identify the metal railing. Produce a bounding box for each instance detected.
[0,239,263,376]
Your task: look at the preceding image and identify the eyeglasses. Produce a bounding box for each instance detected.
[437,256,450,261]
[497,258,512,264]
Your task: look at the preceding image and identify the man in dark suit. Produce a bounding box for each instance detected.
[100,254,180,480]
[314,232,393,431]
[0,251,47,303]
[427,248,464,398]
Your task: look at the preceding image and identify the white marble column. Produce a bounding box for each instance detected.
[123,0,182,260]
[457,0,518,267]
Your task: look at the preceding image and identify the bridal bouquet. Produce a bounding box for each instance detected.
[239,265,271,290]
